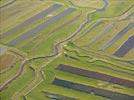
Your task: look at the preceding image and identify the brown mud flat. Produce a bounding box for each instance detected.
[0,54,16,70]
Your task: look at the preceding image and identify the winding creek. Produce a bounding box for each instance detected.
[0,0,109,91]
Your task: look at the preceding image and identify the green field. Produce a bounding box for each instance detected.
[0,0,134,100]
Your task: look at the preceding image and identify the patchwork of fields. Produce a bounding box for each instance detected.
[0,0,134,100]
